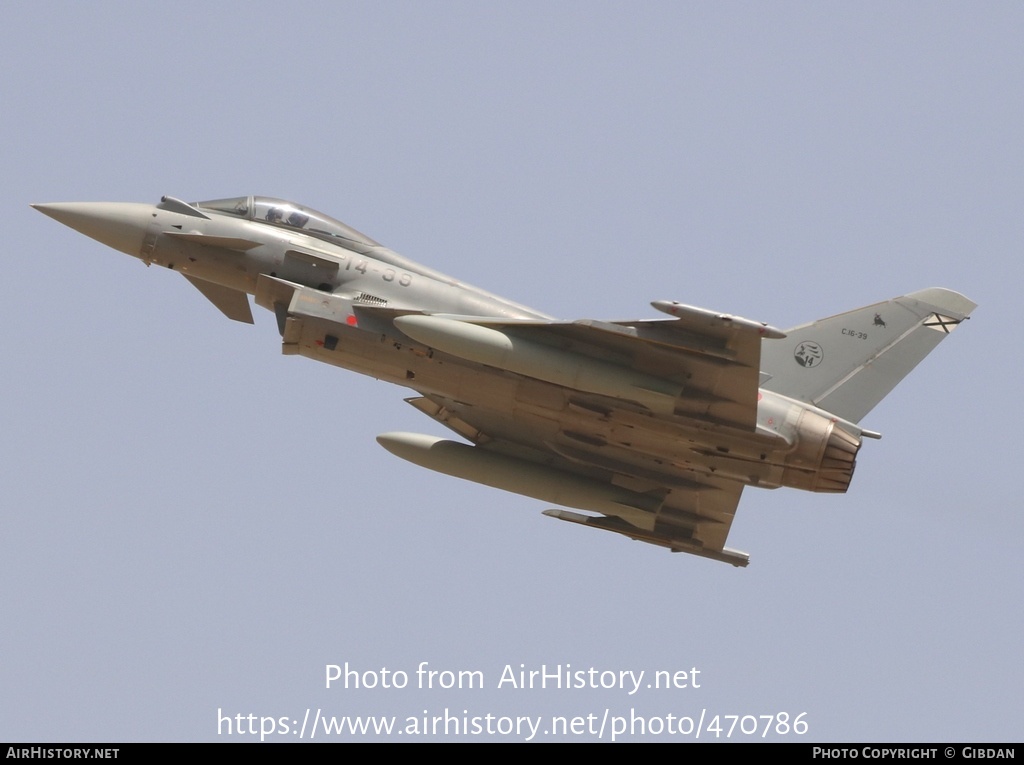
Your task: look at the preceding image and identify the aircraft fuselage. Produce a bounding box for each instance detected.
[33,194,974,564]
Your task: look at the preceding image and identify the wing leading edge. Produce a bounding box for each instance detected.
[425,299,782,429]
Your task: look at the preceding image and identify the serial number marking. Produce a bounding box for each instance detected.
[337,258,413,287]
[841,328,868,340]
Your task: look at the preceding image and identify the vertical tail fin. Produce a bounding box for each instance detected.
[759,288,976,423]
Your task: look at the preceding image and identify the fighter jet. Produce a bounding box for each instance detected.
[33,195,976,566]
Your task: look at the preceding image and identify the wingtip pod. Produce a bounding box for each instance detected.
[542,509,750,567]
[651,300,786,339]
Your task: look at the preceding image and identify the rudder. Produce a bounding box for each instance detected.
[759,288,976,423]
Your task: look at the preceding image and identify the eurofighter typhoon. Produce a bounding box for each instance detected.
[33,195,975,566]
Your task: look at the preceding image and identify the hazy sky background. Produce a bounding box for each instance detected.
[2,2,1020,742]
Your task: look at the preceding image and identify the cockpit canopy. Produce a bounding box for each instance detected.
[194,195,379,248]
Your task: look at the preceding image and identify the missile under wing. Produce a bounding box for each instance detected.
[371,288,973,566]
[32,195,976,566]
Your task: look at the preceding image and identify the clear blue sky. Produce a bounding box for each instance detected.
[2,2,1020,741]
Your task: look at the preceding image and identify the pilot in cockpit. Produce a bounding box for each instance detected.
[287,210,309,228]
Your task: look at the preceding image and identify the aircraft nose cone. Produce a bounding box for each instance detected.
[32,202,154,258]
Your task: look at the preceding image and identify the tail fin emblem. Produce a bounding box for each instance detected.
[793,341,824,368]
